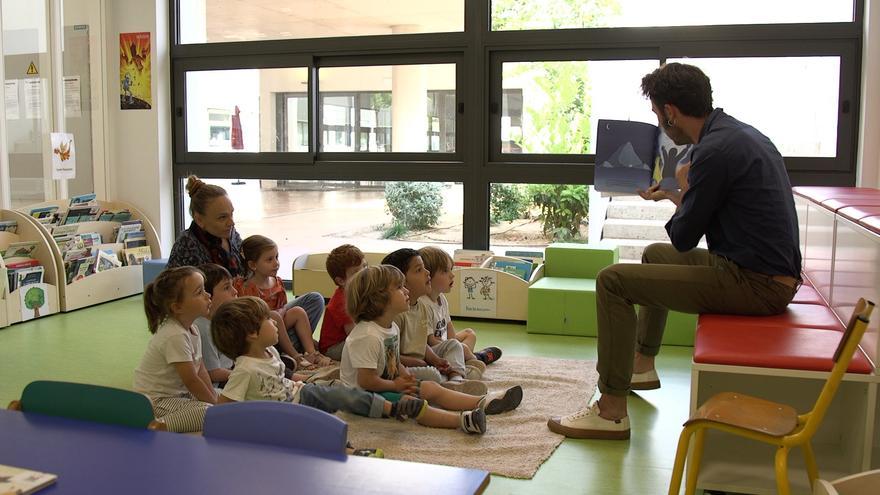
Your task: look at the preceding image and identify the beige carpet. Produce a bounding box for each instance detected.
[339,356,598,479]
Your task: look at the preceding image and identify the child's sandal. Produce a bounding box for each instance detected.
[305,351,334,367]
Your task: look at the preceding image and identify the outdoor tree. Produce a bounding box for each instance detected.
[24,286,45,318]
[528,184,590,240]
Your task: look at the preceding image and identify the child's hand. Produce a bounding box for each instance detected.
[393,375,418,394]
[434,359,451,375]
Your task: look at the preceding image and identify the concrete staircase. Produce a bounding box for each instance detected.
[601,196,679,262]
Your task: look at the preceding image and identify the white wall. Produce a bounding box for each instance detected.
[858,0,880,187]
[104,0,173,255]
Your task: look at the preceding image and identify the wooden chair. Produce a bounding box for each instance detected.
[668,298,875,495]
[203,401,348,457]
[8,380,165,430]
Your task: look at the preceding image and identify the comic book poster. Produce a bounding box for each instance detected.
[119,32,151,110]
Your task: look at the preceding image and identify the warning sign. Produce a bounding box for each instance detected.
[26,62,38,75]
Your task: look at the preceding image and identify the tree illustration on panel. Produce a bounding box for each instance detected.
[25,286,45,318]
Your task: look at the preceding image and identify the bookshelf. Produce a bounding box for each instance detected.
[20,200,161,312]
[446,255,540,321]
[0,210,61,327]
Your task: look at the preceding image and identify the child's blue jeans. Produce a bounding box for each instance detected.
[298,383,385,418]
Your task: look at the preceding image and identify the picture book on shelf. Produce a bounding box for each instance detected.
[96,249,122,273]
[504,250,544,264]
[124,245,152,266]
[1,240,38,260]
[69,192,96,206]
[16,265,44,288]
[594,119,692,194]
[28,205,58,220]
[492,259,534,281]
[452,249,493,268]
[0,464,57,495]
[0,220,17,234]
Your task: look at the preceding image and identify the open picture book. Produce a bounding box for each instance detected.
[0,464,57,494]
[594,119,692,194]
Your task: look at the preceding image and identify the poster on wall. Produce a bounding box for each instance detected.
[457,269,497,318]
[119,32,151,110]
[50,132,76,179]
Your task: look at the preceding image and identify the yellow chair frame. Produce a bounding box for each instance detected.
[668,298,875,495]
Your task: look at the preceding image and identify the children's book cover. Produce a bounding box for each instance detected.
[119,32,151,110]
[594,119,692,194]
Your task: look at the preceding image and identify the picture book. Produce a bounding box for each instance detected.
[28,205,59,220]
[69,192,96,206]
[16,266,44,288]
[594,119,692,194]
[504,249,544,264]
[52,224,80,237]
[96,250,122,272]
[1,241,38,260]
[0,220,17,234]
[452,249,494,268]
[0,464,57,494]
[492,259,534,281]
[124,246,152,266]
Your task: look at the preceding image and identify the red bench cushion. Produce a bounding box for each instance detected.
[793,186,880,202]
[822,198,880,212]
[694,324,872,373]
[699,303,843,331]
[792,284,825,305]
[860,216,880,235]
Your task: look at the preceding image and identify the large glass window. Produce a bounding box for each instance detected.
[489,182,590,254]
[182,179,463,279]
[501,59,657,155]
[179,0,465,44]
[319,64,456,153]
[491,0,854,31]
[668,57,841,157]
[185,67,308,153]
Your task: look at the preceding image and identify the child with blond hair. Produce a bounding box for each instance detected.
[340,264,523,434]
[211,296,427,423]
[418,246,502,366]
[236,234,332,367]
[319,244,368,361]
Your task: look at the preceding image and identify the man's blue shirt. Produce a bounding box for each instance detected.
[665,109,802,278]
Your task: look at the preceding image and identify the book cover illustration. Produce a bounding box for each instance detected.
[0,464,57,494]
[594,119,692,194]
[19,283,48,321]
[1,241,38,260]
[16,266,44,288]
[492,259,534,281]
[452,249,493,268]
[96,250,122,273]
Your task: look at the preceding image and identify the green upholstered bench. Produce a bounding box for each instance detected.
[527,243,618,336]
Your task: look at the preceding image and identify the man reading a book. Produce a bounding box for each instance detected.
[549,62,802,440]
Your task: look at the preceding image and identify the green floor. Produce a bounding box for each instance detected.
[0,296,697,494]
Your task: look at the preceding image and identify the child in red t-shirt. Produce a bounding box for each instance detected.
[319,244,368,361]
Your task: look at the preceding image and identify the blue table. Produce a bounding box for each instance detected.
[0,409,489,494]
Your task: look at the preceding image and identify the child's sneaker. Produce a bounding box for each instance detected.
[480,385,523,414]
[441,378,488,396]
[475,346,502,365]
[465,364,483,380]
[351,448,385,458]
[460,408,487,434]
[466,359,487,373]
[390,396,427,421]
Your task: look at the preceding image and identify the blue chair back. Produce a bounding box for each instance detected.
[203,401,348,457]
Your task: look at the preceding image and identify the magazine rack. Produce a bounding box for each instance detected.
[20,200,161,312]
[0,210,61,327]
[446,255,540,321]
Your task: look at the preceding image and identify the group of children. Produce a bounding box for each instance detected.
[133,238,520,439]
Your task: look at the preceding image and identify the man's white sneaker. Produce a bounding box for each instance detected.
[630,369,661,391]
[547,402,630,440]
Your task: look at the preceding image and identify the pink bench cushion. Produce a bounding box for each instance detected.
[793,186,880,203]
[699,304,844,331]
[822,198,880,212]
[792,284,825,305]
[694,324,872,373]
[838,206,880,223]
[861,216,880,235]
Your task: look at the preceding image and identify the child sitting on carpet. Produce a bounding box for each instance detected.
[339,264,523,434]
[318,244,368,361]
[418,246,503,368]
[236,234,332,367]
[211,296,427,423]
[382,248,485,393]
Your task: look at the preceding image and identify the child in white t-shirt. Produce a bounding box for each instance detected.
[212,296,426,422]
[418,246,502,367]
[134,266,218,432]
[340,265,524,434]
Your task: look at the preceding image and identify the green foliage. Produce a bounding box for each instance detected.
[381,221,409,240]
[490,183,530,223]
[517,61,593,154]
[492,0,621,30]
[527,184,590,240]
[384,182,444,232]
